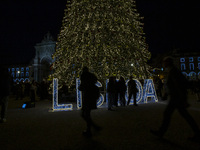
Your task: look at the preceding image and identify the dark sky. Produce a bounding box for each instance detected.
[0,0,200,64]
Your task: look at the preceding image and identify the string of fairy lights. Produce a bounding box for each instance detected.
[51,0,151,88]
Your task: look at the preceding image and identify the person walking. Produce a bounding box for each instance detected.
[0,65,11,123]
[79,66,101,137]
[127,76,138,106]
[150,57,200,142]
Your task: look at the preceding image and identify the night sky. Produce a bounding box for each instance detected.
[0,0,200,64]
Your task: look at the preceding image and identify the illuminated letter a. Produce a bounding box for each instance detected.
[143,79,158,103]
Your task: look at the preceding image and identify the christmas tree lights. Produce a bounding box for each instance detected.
[51,0,151,87]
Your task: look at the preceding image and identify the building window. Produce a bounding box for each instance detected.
[26,67,29,71]
[16,68,19,72]
[11,72,15,78]
[199,63,200,70]
[21,67,24,71]
[190,63,194,70]
[180,58,185,62]
[21,72,24,77]
[16,72,19,77]
[12,68,15,72]
[26,72,29,77]
[189,57,194,62]
[198,57,200,61]
[181,63,186,70]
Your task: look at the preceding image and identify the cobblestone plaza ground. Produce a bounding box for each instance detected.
[1,93,200,150]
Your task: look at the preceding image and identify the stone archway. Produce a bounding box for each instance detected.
[33,32,56,82]
[40,57,52,81]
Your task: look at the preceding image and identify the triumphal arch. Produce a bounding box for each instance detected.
[33,32,56,82]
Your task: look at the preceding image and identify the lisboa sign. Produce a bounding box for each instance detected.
[52,78,158,111]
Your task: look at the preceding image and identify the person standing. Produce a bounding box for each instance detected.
[15,81,20,100]
[0,65,11,123]
[194,79,200,102]
[127,76,138,106]
[79,66,101,137]
[30,80,37,106]
[20,81,25,100]
[113,76,119,107]
[150,57,200,142]
[118,76,127,106]
[107,76,116,110]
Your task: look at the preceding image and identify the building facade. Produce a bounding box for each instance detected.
[149,49,200,81]
[8,66,31,83]
[176,54,200,80]
[8,32,56,83]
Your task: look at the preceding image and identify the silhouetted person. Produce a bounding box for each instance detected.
[30,80,37,105]
[194,79,200,102]
[24,81,31,97]
[40,80,49,100]
[0,65,11,123]
[113,77,118,107]
[20,81,25,100]
[154,76,163,100]
[151,57,200,142]
[15,81,20,100]
[118,76,127,106]
[107,76,116,110]
[79,66,101,137]
[127,76,138,106]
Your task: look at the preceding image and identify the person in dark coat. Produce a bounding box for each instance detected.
[113,76,119,107]
[0,65,11,123]
[118,76,127,106]
[79,66,101,137]
[151,57,200,142]
[30,80,37,106]
[127,76,138,106]
[107,76,116,110]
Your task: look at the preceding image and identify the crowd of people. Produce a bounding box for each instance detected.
[107,75,139,110]
[78,58,200,142]
[1,56,200,142]
[11,80,50,102]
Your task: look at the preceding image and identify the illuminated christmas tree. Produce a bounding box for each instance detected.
[51,0,151,87]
